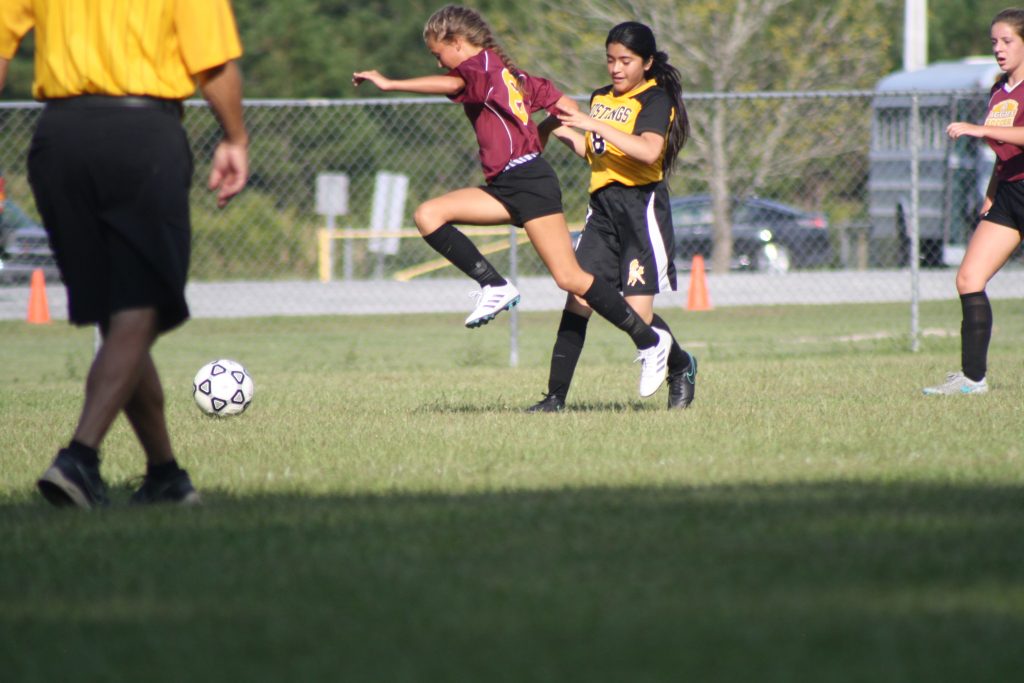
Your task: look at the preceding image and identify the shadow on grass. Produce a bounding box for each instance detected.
[2,481,1023,682]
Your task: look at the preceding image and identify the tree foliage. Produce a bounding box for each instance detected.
[508,0,896,271]
[928,0,1016,62]
[0,0,1013,102]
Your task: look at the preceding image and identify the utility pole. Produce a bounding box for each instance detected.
[904,0,927,71]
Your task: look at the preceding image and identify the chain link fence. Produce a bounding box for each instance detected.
[3,90,1023,348]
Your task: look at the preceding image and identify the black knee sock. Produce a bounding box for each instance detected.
[960,291,992,382]
[651,314,691,374]
[147,459,183,480]
[581,278,658,349]
[68,440,99,467]
[546,311,589,399]
[422,223,506,287]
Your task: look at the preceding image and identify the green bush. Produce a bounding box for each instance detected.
[190,190,318,281]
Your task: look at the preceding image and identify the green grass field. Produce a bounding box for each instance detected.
[2,301,1023,682]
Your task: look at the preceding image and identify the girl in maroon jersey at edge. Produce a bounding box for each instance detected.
[924,8,1024,395]
[353,4,672,397]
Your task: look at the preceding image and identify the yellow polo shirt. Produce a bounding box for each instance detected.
[0,0,242,100]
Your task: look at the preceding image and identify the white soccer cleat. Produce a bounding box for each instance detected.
[636,328,671,397]
[465,282,520,328]
[922,371,989,396]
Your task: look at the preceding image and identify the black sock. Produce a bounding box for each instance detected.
[147,459,183,480]
[581,278,658,348]
[67,440,99,467]
[546,310,589,399]
[652,314,690,374]
[422,223,506,287]
[960,291,992,382]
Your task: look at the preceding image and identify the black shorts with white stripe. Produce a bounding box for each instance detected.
[575,182,677,296]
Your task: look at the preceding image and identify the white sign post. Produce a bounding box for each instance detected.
[368,172,409,279]
[315,173,349,282]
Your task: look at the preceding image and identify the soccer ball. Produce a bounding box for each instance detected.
[192,359,254,416]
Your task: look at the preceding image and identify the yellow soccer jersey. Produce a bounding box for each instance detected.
[586,79,673,193]
[0,0,242,100]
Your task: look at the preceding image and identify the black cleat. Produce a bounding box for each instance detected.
[37,449,110,509]
[667,353,697,410]
[526,393,565,413]
[130,468,202,506]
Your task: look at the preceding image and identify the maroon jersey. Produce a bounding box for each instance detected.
[448,49,562,182]
[985,80,1024,182]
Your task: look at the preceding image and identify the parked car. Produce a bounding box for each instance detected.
[670,195,833,273]
[0,200,58,284]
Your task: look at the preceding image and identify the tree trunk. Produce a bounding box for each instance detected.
[709,98,733,273]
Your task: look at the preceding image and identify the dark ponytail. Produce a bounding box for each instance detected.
[606,22,689,176]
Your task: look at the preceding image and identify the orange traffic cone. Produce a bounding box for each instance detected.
[27,268,51,324]
[686,255,712,311]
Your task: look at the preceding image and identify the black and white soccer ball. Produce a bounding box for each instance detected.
[192,359,254,416]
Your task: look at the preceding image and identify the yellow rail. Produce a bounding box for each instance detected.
[317,225,581,282]
[317,227,528,282]
[392,234,533,281]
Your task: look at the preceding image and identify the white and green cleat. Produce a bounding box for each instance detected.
[922,371,989,396]
[465,282,520,328]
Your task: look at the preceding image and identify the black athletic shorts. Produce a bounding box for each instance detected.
[27,103,194,332]
[480,155,564,226]
[984,179,1024,234]
[574,182,677,296]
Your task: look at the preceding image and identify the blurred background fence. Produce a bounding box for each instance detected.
[4,85,1024,349]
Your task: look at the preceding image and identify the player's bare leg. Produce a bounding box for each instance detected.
[120,352,197,505]
[523,214,595,294]
[525,215,669,396]
[413,187,510,235]
[37,307,159,508]
[123,354,174,467]
[955,220,1021,294]
[924,220,1020,396]
[73,307,160,449]
[415,187,522,327]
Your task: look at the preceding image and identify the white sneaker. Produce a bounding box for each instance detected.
[465,282,520,328]
[636,328,671,397]
[922,371,989,396]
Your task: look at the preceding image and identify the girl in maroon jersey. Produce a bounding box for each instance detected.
[354,4,672,397]
[924,8,1024,395]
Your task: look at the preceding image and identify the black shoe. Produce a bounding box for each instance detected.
[130,468,201,506]
[37,449,110,509]
[667,353,697,410]
[526,393,565,413]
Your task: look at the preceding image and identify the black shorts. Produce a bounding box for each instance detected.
[480,156,563,227]
[28,104,194,332]
[574,182,677,295]
[984,180,1024,234]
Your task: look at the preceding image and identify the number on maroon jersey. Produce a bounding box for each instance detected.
[501,69,528,124]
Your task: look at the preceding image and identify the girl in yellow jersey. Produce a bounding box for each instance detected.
[529,21,697,412]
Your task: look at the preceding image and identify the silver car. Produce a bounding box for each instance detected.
[0,201,58,284]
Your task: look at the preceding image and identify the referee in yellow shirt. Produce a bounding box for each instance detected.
[0,0,249,508]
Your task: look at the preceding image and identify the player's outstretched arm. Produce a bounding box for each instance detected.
[558,107,664,165]
[353,70,464,96]
[948,120,1024,146]
[539,114,586,157]
[197,61,249,208]
[553,95,580,114]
